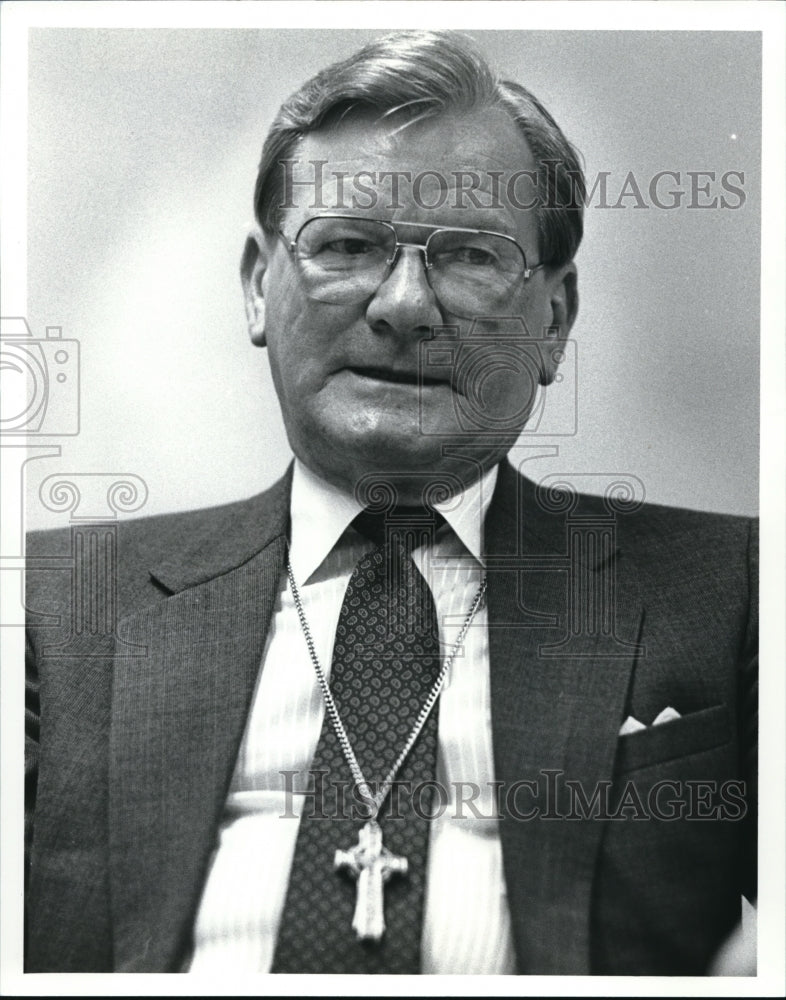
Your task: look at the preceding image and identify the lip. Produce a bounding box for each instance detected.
[347,366,449,387]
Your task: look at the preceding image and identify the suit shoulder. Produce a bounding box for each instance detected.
[25,475,291,619]
[506,466,756,578]
[614,495,755,551]
[26,479,288,560]
[509,465,755,541]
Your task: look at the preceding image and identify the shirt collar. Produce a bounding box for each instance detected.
[289,458,499,582]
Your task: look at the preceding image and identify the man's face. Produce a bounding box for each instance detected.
[243,107,578,501]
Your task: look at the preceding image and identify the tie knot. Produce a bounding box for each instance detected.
[352,505,446,550]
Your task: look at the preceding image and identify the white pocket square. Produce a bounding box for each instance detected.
[619,706,681,736]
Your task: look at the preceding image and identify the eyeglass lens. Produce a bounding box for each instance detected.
[292,217,527,314]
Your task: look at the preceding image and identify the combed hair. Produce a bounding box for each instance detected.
[254,30,585,268]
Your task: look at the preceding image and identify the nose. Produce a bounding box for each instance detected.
[365,246,444,338]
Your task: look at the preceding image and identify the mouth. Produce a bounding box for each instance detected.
[349,366,448,387]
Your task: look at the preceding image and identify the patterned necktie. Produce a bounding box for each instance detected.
[271,508,444,973]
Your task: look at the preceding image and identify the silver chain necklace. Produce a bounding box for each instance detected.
[286,548,487,941]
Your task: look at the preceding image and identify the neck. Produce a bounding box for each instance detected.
[296,457,497,509]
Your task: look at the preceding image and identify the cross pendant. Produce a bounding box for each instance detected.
[334,819,408,941]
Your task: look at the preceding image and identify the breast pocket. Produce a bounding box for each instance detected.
[613,704,732,775]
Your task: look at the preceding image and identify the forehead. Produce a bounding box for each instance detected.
[282,107,539,238]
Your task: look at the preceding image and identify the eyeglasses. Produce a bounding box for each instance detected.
[279,214,544,318]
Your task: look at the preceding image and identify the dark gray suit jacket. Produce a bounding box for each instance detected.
[24,463,757,974]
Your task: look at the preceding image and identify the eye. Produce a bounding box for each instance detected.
[449,245,499,266]
[435,243,501,268]
[320,238,378,256]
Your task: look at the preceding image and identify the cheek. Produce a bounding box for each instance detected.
[264,294,361,401]
[467,347,541,420]
[439,298,547,418]
[512,287,551,336]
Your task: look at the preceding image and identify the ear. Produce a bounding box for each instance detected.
[539,262,579,385]
[240,227,269,347]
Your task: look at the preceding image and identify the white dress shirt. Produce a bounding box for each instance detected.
[188,460,516,974]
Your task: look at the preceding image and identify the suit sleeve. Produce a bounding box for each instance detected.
[738,517,758,903]
[25,630,40,892]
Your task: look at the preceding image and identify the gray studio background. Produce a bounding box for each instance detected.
[25,28,760,529]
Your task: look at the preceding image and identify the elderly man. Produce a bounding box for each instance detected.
[25,30,756,975]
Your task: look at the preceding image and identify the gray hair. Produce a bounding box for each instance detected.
[253,30,585,268]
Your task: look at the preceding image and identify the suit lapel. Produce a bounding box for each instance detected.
[487,464,644,974]
[108,473,290,971]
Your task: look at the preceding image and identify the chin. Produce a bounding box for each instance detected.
[345,431,443,476]
[344,435,503,505]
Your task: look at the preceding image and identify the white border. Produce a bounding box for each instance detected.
[0,0,783,31]
[1,1,784,996]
